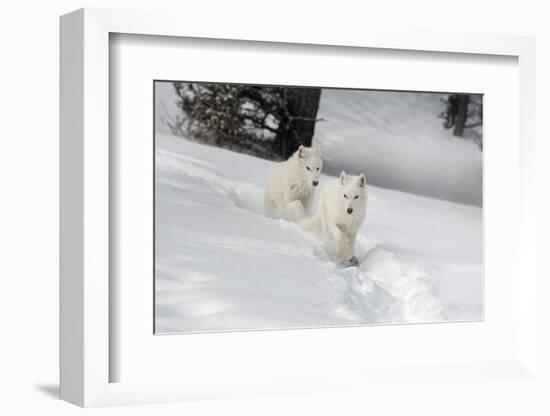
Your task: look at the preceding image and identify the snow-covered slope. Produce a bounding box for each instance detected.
[315,89,482,206]
[155,134,482,334]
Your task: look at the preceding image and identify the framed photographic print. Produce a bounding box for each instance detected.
[60,8,538,407]
[153,80,483,335]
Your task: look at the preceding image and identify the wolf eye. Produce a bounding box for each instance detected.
[316,168,320,171]
[354,195,359,200]
[306,167,311,171]
[343,194,348,199]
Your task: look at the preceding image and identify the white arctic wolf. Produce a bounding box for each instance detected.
[264,144,322,221]
[300,171,367,266]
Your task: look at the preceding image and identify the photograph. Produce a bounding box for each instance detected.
[154,80,483,334]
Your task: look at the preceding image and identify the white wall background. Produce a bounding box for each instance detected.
[0,1,548,415]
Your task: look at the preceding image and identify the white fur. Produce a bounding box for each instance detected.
[264,144,322,221]
[300,171,367,266]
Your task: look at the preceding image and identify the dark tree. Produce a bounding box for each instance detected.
[274,88,322,159]
[167,82,322,160]
[442,95,459,129]
[439,94,483,150]
[452,95,470,137]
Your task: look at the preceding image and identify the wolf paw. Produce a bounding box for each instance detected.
[343,256,359,267]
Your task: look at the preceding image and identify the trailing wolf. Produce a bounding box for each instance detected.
[300,171,367,266]
[264,144,322,221]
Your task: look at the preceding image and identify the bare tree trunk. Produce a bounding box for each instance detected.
[453,95,470,137]
[276,88,322,159]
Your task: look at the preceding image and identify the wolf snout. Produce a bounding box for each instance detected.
[347,208,353,214]
[312,181,319,187]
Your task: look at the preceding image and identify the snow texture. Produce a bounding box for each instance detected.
[155,134,482,334]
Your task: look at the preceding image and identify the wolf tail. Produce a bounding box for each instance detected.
[299,214,320,232]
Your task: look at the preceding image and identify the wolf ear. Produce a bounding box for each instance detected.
[313,144,321,155]
[298,145,305,158]
[339,171,347,185]
[358,173,366,187]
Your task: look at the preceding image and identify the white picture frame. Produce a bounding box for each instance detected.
[60,7,538,407]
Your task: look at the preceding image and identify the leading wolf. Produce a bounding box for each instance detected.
[300,171,367,266]
[264,144,322,221]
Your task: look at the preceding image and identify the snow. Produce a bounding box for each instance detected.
[155,83,483,206]
[155,133,482,334]
[314,89,483,206]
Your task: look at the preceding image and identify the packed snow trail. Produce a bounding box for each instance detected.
[154,135,481,333]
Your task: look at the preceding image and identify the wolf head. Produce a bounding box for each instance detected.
[297,144,323,187]
[338,171,367,215]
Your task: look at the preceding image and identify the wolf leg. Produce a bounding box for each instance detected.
[285,200,306,221]
[264,193,276,218]
[343,232,357,261]
[328,224,345,260]
[330,226,356,265]
[342,233,359,266]
[303,196,313,217]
